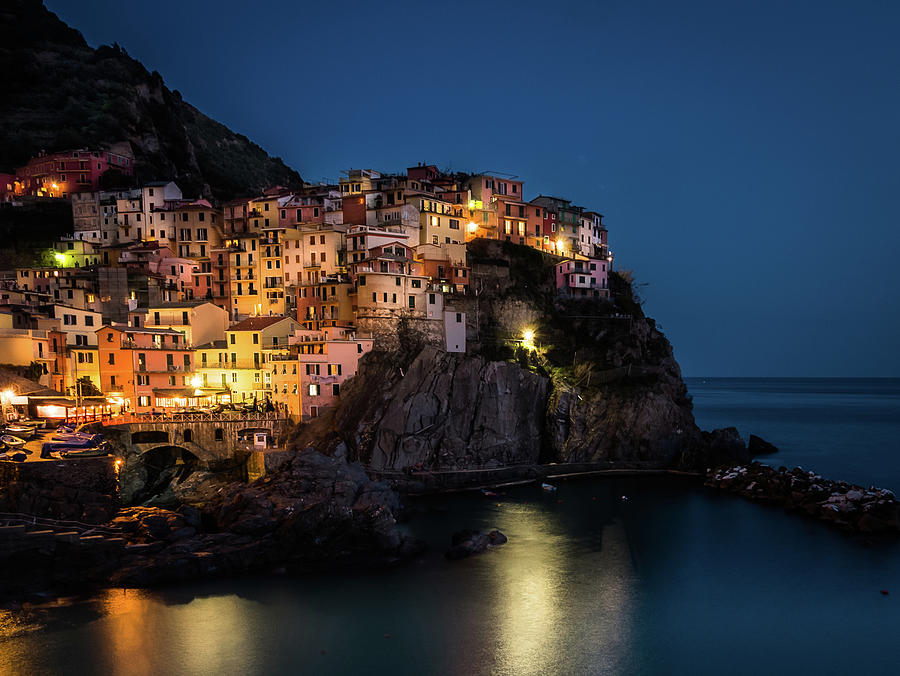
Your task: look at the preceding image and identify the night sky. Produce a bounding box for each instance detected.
[46,0,900,377]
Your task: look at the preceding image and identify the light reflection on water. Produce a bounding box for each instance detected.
[1,480,899,675]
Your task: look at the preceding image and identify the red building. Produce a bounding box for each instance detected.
[15,148,134,199]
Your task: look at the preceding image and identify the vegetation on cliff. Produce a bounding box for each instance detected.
[299,239,738,476]
[0,0,302,200]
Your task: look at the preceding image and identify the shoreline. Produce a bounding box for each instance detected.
[3,458,898,604]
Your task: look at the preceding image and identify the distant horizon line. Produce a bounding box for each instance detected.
[684,375,900,380]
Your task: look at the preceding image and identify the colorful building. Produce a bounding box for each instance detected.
[14,148,133,199]
[97,325,194,412]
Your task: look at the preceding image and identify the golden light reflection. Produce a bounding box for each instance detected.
[95,588,257,675]
[484,504,637,676]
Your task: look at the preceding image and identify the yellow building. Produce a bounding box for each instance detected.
[223,234,261,320]
[417,195,466,248]
[261,226,287,316]
[202,316,298,403]
[67,345,101,393]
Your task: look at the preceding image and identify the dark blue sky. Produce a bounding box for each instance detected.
[47,0,900,377]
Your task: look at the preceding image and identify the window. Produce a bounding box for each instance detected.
[110,375,116,386]
[183,430,193,443]
[332,383,340,396]
[408,295,416,309]
[215,428,224,441]
[449,218,460,230]
[230,334,235,345]
[308,384,320,396]
[138,395,150,407]
[253,334,259,344]
[107,353,115,364]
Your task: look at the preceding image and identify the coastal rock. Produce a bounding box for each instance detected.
[446,529,508,560]
[748,435,779,456]
[706,463,900,535]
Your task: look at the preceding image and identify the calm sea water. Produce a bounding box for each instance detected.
[2,378,900,676]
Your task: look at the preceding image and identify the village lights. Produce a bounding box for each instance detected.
[54,252,65,264]
[0,389,14,404]
[189,375,203,388]
[522,328,535,349]
[467,222,478,233]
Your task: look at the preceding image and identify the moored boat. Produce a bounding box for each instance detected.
[541,482,558,492]
[1,434,27,449]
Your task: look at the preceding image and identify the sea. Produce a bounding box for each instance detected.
[2,378,900,675]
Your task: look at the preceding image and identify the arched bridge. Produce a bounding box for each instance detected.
[98,411,289,465]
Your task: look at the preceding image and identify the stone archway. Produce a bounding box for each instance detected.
[130,445,201,504]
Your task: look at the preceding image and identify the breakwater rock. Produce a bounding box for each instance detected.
[706,463,900,535]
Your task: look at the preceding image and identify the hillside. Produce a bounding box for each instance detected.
[0,0,302,201]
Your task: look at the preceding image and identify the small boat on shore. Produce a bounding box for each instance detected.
[481,489,501,497]
[51,433,101,446]
[3,426,33,438]
[541,483,558,493]
[60,444,110,458]
[1,434,27,449]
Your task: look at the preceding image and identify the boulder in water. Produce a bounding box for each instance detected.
[446,528,507,560]
[748,434,778,456]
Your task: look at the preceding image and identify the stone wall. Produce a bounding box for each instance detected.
[0,457,119,522]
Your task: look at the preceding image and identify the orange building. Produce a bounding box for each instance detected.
[97,325,195,412]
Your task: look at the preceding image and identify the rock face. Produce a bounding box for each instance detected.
[706,463,900,535]
[340,346,548,471]
[324,242,749,476]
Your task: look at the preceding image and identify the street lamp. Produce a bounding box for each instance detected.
[522,328,535,349]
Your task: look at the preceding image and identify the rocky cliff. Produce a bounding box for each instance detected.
[318,240,738,475]
[0,0,302,200]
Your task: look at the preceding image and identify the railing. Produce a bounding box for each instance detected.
[136,364,189,372]
[0,512,123,535]
[103,411,285,425]
[198,360,262,369]
[120,340,190,351]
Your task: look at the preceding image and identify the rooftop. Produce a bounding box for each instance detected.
[229,316,291,332]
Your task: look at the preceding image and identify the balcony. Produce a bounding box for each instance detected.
[137,364,191,373]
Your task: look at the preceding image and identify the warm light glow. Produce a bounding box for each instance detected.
[36,404,68,418]
[522,328,535,349]
[0,389,14,403]
[50,183,59,190]
[189,375,203,388]
[467,222,478,233]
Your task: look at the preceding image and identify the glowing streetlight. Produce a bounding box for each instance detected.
[467,222,478,233]
[189,375,203,388]
[54,252,66,265]
[522,328,535,349]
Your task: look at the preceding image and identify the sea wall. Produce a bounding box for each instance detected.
[0,457,119,523]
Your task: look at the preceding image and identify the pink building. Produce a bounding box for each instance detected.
[291,329,373,419]
[555,258,610,298]
[15,149,133,198]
